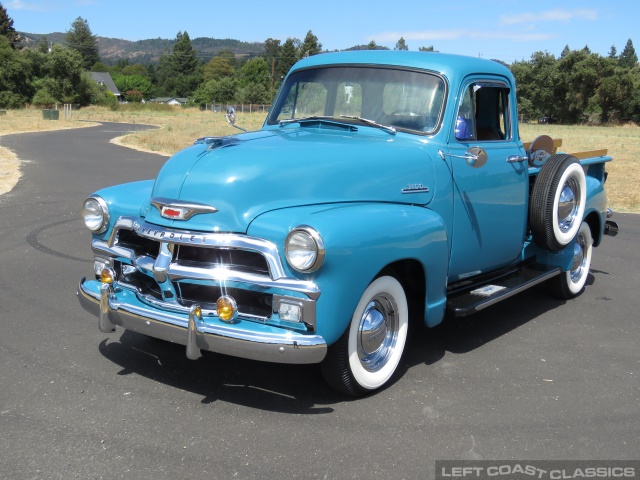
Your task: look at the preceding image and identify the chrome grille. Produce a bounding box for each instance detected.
[110,224,275,319]
[175,245,269,276]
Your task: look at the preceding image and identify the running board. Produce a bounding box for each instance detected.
[446,263,561,318]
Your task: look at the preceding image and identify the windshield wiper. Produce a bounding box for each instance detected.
[340,115,396,135]
[279,116,336,126]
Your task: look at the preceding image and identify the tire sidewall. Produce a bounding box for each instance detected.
[347,276,408,391]
[565,222,593,295]
[551,162,587,247]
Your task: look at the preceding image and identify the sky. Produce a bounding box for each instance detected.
[4,0,639,64]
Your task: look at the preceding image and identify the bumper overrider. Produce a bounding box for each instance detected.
[77,217,327,364]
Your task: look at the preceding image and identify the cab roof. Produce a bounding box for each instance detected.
[290,51,514,85]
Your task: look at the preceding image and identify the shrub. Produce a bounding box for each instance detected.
[32,89,58,108]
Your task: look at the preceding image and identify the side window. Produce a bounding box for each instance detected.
[456,83,510,142]
[455,86,476,141]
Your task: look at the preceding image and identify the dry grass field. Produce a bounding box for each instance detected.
[1,107,638,212]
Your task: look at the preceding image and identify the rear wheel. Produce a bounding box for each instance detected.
[321,276,408,396]
[548,221,593,299]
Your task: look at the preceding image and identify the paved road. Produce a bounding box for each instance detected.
[0,123,638,479]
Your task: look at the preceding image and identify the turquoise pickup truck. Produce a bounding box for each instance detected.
[78,51,619,395]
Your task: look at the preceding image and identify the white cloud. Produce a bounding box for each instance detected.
[500,8,598,26]
[5,0,47,11]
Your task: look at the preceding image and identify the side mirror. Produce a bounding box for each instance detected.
[225,106,237,126]
[225,107,248,132]
[466,147,488,168]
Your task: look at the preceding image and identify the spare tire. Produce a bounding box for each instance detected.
[530,154,586,251]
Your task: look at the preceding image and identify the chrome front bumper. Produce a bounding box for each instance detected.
[78,278,327,364]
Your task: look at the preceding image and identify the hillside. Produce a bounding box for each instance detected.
[18,32,265,64]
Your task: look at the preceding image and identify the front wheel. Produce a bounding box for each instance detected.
[321,276,409,396]
[548,221,593,299]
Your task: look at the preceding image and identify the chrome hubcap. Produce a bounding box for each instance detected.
[558,179,580,233]
[358,293,399,372]
[570,232,587,284]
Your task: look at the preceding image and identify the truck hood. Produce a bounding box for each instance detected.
[144,126,436,233]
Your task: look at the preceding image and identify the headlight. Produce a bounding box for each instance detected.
[82,196,110,233]
[285,226,325,273]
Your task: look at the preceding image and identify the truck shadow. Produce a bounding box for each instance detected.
[97,275,593,412]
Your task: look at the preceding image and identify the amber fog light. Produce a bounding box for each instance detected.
[100,268,115,284]
[217,296,237,322]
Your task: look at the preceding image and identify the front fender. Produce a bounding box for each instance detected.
[90,180,155,241]
[248,203,449,345]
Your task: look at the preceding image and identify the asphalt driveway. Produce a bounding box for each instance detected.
[0,123,638,479]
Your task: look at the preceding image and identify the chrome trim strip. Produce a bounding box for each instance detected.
[126,285,271,322]
[401,186,430,194]
[78,279,327,364]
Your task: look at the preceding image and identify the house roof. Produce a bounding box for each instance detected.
[148,97,189,104]
[87,72,121,96]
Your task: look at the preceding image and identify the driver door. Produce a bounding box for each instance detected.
[447,79,528,282]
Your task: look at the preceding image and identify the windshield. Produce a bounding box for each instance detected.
[267,65,446,134]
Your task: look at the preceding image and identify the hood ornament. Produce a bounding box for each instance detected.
[150,197,218,220]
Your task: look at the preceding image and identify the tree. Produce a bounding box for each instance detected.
[146,63,157,83]
[33,44,97,106]
[156,31,201,96]
[235,83,269,104]
[510,51,559,120]
[203,56,234,83]
[608,45,617,60]
[171,31,199,74]
[419,46,436,52]
[0,2,19,48]
[191,77,237,105]
[0,36,32,107]
[37,36,50,54]
[556,49,606,123]
[65,17,100,70]
[91,61,108,72]
[216,48,238,69]
[395,37,409,51]
[112,73,156,99]
[276,38,297,82]
[618,39,638,68]
[237,57,269,90]
[597,63,636,122]
[121,63,148,76]
[298,30,322,58]
[264,38,281,61]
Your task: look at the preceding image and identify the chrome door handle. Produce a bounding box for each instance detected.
[506,155,527,163]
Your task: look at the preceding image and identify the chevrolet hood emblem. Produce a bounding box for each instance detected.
[150,197,218,220]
